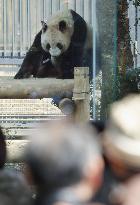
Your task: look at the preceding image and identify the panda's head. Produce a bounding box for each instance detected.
[41,10,74,58]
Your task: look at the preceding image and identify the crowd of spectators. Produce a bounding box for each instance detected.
[0,94,140,205]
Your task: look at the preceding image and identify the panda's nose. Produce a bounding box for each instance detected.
[57,43,63,50]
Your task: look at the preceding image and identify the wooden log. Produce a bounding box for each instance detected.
[0,78,74,99]
[6,140,28,162]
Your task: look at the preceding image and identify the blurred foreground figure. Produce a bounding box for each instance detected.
[104,94,140,179]
[110,174,140,205]
[0,127,6,168]
[97,94,140,205]
[25,121,104,205]
[0,170,32,205]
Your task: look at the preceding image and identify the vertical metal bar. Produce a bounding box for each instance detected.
[27,0,31,48]
[19,0,23,56]
[67,0,76,10]
[36,0,38,34]
[29,0,32,46]
[12,0,15,56]
[84,0,90,23]
[51,0,53,15]
[39,0,42,31]
[52,0,55,14]
[6,0,9,56]
[35,0,40,33]
[92,0,96,120]
[3,0,6,56]
[43,0,45,20]
[76,0,84,17]
[27,0,29,48]
[58,0,60,10]
[60,0,68,10]
[52,0,59,14]
[2,0,4,56]
[81,0,84,17]
[45,0,52,18]
[22,0,27,55]
[9,0,13,56]
[7,0,12,56]
[21,0,24,56]
[0,0,3,56]
[15,0,19,56]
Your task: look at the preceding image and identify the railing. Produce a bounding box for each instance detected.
[0,0,92,61]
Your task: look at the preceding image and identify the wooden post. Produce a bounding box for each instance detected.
[73,67,90,123]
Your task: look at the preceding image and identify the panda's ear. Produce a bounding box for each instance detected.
[41,21,48,32]
[59,20,67,32]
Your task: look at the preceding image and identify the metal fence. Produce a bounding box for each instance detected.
[0,0,92,64]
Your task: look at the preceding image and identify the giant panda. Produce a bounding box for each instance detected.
[14,9,93,79]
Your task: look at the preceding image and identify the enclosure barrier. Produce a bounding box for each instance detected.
[5,67,90,162]
[0,0,92,59]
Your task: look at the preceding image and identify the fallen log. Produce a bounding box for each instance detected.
[0,78,74,99]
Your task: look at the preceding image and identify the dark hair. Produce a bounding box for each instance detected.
[0,127,6,168]
[25,122,100,193]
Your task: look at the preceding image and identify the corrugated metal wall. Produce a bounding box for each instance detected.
[0,0,92,59]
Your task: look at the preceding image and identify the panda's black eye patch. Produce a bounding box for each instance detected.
[59,21,67,32]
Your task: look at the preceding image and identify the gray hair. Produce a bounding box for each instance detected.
[25,121,101,190]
